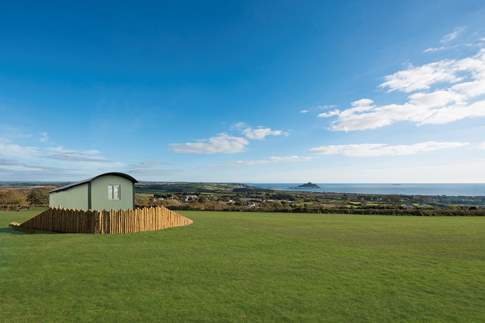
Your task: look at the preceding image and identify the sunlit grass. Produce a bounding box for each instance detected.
[1,209,485,322]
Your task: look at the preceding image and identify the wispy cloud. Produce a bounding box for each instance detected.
[242,127,288,140]
[309,141,468,157]
[45,146,107,162]
[0,138,39,158]
[40,132,49,143]
[441,27,466,44]
[171,133,249,154]
[424,27,466,53]
[236,155,312,165]
[127,161,180,178]
[0,137,124,179]
[232,122,248,130]
[424,46,447,53]
[320,48,485,131]
[0,138,112,163]
[0,158,54,172]
[318,99,375,119]
[301,104,337,115]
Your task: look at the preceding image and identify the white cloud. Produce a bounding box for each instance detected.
[309,141,468,157]
[318,109,341,118]
[407,90,464,108]
[300,109,309,114]
[324,49,485,131]
[380,59,461,93]
[242,127,288,140]
[171,123,288,154]
[236,155,312,165]
[351,98,374,107]
[170,133,249,154]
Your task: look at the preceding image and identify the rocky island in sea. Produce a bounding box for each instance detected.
[294,182,320,189]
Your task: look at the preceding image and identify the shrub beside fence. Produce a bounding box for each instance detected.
[17,206,192,234]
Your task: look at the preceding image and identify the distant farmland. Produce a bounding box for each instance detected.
[2,209,485,322]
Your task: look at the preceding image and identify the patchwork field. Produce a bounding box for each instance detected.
[1,209,485,322]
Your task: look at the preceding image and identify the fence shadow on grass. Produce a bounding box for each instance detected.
[0,226,25,235]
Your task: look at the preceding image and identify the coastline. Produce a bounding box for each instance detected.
[249,183,485,197]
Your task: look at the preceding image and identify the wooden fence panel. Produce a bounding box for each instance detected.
[18,206,192,234]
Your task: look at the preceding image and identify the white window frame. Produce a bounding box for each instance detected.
[108,184,121,201]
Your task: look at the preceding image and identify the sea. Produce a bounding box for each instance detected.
[248,183,485,196]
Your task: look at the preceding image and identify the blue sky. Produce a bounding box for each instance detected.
[2,0,485,182]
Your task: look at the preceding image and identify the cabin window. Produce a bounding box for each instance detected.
[108,184,121,200]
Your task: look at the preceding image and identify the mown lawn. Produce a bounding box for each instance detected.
[1,209,485,322]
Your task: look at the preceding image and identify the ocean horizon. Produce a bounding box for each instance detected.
[248,183,485,197]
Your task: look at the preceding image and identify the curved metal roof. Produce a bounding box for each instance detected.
[50,172,138,193]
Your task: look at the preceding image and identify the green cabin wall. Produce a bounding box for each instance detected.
[90,175,134,210]
[48,174,135,211]
[49,183,89,209]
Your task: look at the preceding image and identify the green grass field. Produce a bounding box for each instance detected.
[2,209,485,322]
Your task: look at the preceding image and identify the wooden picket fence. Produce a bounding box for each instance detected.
[16,206,193,234]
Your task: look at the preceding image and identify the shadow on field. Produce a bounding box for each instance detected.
[0,227,25,235]
[1,225,57,235]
